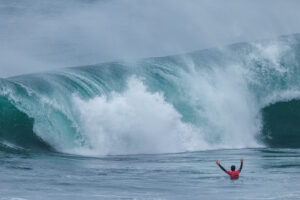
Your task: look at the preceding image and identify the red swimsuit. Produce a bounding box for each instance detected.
[226,169,241,180]
[217,161,243,179]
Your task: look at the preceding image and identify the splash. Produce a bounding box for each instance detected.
[72,77,208,155]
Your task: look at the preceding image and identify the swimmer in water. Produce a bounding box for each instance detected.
[216,159,244,179]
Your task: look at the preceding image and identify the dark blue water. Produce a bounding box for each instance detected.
[1,148,300,200]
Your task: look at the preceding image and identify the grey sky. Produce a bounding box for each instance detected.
[1,0,300,77]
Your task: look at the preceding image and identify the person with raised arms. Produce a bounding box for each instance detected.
[216,159,244,179]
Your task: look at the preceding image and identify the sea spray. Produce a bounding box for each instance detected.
[72,77,207,155]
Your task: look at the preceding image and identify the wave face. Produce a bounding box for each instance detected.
[262,99,300,148]
[1,34,300,155]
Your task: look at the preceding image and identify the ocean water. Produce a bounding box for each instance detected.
[1,34,300,199]
[1,148,300,200]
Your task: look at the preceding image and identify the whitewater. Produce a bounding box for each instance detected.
[1,34,300,200]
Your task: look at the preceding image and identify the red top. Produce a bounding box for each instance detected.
[226,169,240,180]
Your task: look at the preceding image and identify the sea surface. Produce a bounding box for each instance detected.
[1,34,300,199]
[0,148,300,200]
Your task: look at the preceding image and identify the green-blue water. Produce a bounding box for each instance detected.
[1,34,300,199]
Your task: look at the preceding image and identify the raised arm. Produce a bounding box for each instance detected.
[239,158,244,171]
[216,160,227,173]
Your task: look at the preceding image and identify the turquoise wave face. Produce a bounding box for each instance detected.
[261,99,300,148]
[1,34,300,155]
[0,97,52,152]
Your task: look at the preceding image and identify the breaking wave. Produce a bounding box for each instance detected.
[1,34,300,155]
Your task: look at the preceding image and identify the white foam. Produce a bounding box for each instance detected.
[72,77,208,156]
[178,59,262,149]
[251,42,290,73]
[69,66,267,156]
[262,90,300,107]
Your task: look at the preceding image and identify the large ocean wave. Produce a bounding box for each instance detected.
[1,34,300,155]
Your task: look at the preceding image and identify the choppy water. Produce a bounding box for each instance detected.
[0,148,300,200]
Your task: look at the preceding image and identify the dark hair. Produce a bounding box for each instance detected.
[231,165,236,171]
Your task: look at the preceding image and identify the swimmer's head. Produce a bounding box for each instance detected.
[231,165,236,171]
